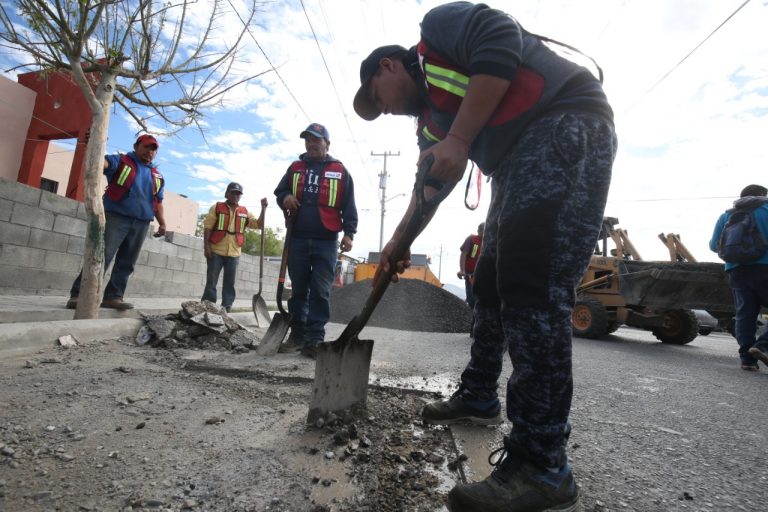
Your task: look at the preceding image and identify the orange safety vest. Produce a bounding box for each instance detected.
[105,154,164,212]
[465,234,482,273]
[288,160,347,232]
[208,202,249,246]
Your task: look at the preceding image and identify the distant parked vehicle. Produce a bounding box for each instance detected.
[693,310,718,336]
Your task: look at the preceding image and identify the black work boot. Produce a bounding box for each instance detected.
[448,443,579,512]
[422,388,502,426]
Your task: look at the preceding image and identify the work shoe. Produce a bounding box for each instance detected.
[447,444,579,512]
[422,389,502,426]
[300,344,318,360]
[66,297,78,309]
[741,363,759,372]
[100,298,134,310]
[278,338,303,354]
[748,346,768,366]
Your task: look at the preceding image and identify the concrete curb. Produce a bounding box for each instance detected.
[0,318,144,359]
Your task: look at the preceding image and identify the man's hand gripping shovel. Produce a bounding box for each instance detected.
[308,155,452,423]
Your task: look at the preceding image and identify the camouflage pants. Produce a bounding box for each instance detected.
[464,112,617,468]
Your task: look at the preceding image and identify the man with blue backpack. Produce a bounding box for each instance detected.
[710,184,768,372]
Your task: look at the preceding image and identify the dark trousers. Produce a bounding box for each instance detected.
[70,211,149,300]
[202,254,240,309]
[287,237,337,345]
[463,112,617,469]
[728,264,768,365]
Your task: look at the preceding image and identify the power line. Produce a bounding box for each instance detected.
[624,0,752,114]
[298,0,373,182]
[225,0,310,122]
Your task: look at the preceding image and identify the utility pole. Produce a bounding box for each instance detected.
[371,150,400,251]
[437,244,443,281]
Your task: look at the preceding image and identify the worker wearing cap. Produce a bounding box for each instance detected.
[67,134,167,311]
[202,182,267,312]
[353,2,617,510]
[274,123,358,359]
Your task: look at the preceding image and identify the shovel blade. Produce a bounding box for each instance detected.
[256,313,291,355]
[251,295,271,327]
[307,338,374,424]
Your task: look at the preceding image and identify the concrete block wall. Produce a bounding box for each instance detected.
[0,178,280,299]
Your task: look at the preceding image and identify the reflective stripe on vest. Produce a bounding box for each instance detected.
[470,242,479,259]
[424,62,469,98]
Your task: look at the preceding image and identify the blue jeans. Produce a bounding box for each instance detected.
[202,254,240,309]
[464,273,476,308]
[728,264,768,365]
[70,211,149,300]
[287,237,338,345]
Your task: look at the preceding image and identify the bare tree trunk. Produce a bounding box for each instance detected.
[74,73,117,320]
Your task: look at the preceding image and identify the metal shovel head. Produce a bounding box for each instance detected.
[256,312,291,355]
[307,336,374,424]
[251,294,271,328]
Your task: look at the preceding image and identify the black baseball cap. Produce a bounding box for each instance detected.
[353,44,407,121]
[226,182,243,195]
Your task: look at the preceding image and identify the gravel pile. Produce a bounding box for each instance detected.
[330,279,471,333]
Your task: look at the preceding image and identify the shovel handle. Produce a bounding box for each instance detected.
[341,155,452,339]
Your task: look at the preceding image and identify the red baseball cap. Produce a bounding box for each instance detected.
[135,134,159,149]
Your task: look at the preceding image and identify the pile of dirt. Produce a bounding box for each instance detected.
[139,300,259,352]
[330,279,471,333]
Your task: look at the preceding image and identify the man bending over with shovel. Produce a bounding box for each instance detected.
[353,2,617,511]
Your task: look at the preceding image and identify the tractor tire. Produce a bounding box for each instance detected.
[572,296,609,339]
[652,309,699,345]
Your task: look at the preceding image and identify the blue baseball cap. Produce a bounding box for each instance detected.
[300,123,330,142]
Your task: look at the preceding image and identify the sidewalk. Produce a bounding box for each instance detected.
[0,294,274,357]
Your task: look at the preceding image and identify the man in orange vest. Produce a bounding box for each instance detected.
[458,222,485,308]
[458,222,484,338]
[202,182,267,312]
[274,123,358,359]
[67,134,167,311]
[353,2,616,510]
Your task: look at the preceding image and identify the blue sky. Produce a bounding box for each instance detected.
[2,0,767,289]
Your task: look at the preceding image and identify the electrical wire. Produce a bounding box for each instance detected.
[298,0,373,185]
[623,0,753,114]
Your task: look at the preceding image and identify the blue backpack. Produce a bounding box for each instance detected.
[718,204,768,264]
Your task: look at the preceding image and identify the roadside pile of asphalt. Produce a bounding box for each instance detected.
[139,300,260,352]
[330,279,471,333]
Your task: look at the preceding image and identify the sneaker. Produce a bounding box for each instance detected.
[748,346,768,366]
[448,445,579,512]
[422,389,502,426]
[100,298,134,310]
[66,297,78,309]
[300,344,317,360]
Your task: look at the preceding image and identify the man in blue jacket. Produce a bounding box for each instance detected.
[67,134,166,311]
[710,184,768,372]
[353,2,616,511]
[274,123,358,359]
